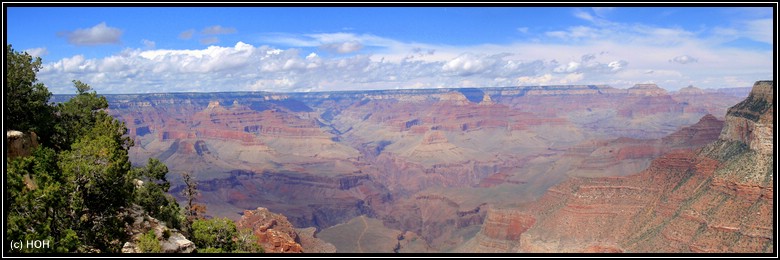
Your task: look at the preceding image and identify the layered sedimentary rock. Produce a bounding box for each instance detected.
[471,80,775,253]
[236,207,336,253]
[236,207,304,253]
[660,114,724,147]
[455,207,535,252]
[719,80,773,155]
[78,83,749,252]
[173,170,390,231]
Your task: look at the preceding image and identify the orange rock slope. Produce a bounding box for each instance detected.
[464,81,774,253]
[236,207,336,253]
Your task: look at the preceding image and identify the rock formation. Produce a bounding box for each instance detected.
[465,80,775,253]
[677,85,705,95]
[627,83,668,96]
[236,207,335,253]
[455,207,535,252]
[719,80,773,155]
[6,130,38,158]
[77,83,750,252]
[236,207,304,253]
[121,206,195,253]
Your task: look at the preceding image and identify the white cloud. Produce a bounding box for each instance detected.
[442,53,495,76]
[141,39,156,49]
[552,52,627,74]
[202,25,237,35]
[545,26,600,40]
[516,74,553,85]
[179,29,195,40]
[61,22,122,46]
[320,40,363,54]
[573,9,596,22]
[24,47,48,58]
[200,37,219,45]
[608,60,627,71]
[741,18,773,44]
[559,73,584,84]
[669,55,698,64]
[592,7,615,17]
[37,12,773,94]
[516,27,529,33]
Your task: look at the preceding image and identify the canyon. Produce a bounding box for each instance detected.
[458,81,774,253]
[57,82,765,253]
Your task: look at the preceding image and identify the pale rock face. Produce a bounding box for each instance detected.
[6,130,38,158]
[121,206,195,253]
[480,93,494,105]
[719,81,774,155]
[627,83,668,96]
[207,100,220,109]
[438,91,469,105]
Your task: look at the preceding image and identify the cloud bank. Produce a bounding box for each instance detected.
[38,10,772,94]
[60,22,122,46]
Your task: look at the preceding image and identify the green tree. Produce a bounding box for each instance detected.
[190,218,263,253]
[5,44,54,145]
[6,147,78,252]
[181,171,206,235]
[136,230,162,253]
[51,80,112,151]
[235,228,264,253]
[133,158,182,229]
[191,218,238,252]
[57,113,135,252]
[4,45,188,254]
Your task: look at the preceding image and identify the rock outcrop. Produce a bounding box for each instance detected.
[121,206,195,253]
[455,207,535,252]
[661,114,724,147]
[236,207,304,253]
[719,80,773,155]
[677,85,705,95]
[236,207,336,253]
[6,130,38,158]
[627,83,668,96]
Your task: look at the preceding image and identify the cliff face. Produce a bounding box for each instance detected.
[236,207,336,253]
[500,81,774,253]
[719,80,774,155]
[236,207,304,253]
[454,207,535,252]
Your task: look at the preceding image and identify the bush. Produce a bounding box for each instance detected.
[137,230,162,253]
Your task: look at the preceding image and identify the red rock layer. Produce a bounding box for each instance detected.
[236,207,304,253]
[509,81,774,253]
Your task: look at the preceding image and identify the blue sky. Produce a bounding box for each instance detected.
[5,6,774,94]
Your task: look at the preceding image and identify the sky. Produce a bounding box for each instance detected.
[5,6,775,94]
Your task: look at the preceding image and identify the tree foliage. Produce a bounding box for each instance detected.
[5,43,256,254]
[5,44,54,145]
[57,115,135,252]
[136,230,162,253]
[190,218,263,253]
[133,158,182,230]
[181,171,206,235]
[6,147,78,252]
[51,80,112,151]
[5,59,153,252]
